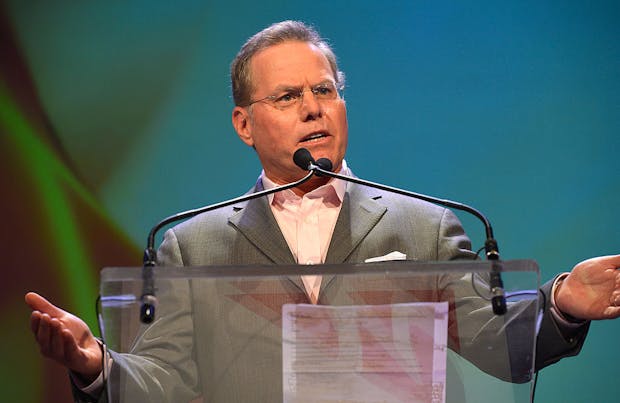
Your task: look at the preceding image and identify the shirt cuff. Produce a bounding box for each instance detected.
[549,272,587,326]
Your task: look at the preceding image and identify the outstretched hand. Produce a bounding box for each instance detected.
[25,292,103,383]
[555,255,620,320]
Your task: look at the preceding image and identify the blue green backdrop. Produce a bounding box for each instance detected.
[1,1,618,401]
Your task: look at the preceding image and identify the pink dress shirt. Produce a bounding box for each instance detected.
[261,161,349,303]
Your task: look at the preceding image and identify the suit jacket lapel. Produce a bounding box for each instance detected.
[325,182,387,264]
[318,183,387,296]
[227,182,296,265]
[227,179,388,299]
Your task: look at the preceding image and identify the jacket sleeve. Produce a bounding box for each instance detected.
[436,208,590,382]
[70,228,201,403]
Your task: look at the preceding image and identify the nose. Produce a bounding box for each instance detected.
[299,90,322,121]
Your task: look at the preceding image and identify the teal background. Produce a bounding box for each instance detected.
[2,1,618,401]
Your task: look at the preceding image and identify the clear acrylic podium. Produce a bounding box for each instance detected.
[99,260,540,403]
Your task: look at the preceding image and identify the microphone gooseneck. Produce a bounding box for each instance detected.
[140,147,507,323]
[295,148,507,315]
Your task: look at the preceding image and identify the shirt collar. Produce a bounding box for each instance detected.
[261,159,349,206]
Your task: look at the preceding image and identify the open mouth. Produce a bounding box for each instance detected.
[300,132,328,143]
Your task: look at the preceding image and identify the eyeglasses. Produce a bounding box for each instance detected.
[245,81,343,110]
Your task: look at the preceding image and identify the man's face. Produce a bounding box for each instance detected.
[232,41,348,186]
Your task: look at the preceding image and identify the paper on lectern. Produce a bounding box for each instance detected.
[282,302,448,403]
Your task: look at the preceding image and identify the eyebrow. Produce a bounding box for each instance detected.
[271,79,334,93]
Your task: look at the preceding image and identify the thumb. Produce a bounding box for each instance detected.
[600,254,620,267]
[585,254,620,266]
[25,292,64,317]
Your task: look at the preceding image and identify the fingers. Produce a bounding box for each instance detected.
[30,310,42,335]
[31,309,82,361]
[30,310,102,375]
[50,319,66,357]
[610,288,620,307]
[603,305,620,319]
[27,293,68,360]
[34,312,66,358]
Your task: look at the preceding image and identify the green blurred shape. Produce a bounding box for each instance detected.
[1,80,98,324]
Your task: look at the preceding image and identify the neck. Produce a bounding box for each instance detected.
[291,175,331,196]
[262,159,344,196]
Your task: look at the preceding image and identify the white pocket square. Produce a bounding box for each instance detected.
[364,251,407,263]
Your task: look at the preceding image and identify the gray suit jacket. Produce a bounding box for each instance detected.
[75,180,589,402]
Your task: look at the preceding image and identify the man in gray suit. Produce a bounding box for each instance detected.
[26,20,620,402]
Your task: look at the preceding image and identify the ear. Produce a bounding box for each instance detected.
[232,106,254,147]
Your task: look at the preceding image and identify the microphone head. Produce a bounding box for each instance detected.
[315,158,333,175]
[293,148,314,170]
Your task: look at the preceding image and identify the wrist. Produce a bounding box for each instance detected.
[75,338,105,384]
[553,273,585,323]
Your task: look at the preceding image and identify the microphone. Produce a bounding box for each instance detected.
[293,148,315,170]
[315,158,333,174]
[139,167,316,323]
[291,148,333,176]
[293,148,507,315]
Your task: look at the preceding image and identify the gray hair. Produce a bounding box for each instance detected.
[231,20,345,107]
